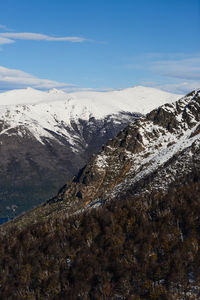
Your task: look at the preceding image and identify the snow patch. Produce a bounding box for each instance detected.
[0,86,182,150]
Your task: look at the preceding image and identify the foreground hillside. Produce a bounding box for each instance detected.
[0,86,181,219]
[0,178,200,299]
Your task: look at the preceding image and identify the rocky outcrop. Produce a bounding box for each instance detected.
[0,112,140,218]
[47,90,200,211]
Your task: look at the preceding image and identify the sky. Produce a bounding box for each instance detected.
[0,0,200,94]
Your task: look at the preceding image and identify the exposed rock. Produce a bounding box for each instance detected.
[47,89,200,212]
[0,113,140,218]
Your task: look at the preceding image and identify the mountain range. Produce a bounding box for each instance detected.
[1,88,200,299]
[3,88,198,228]
[0,86,181,218]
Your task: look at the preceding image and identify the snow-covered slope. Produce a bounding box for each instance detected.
[68,86,182,116]
[0,87,67,106]
[0,86,181,114]
[0,86,182,218]
[47,89,200,213]
[0,86,182,147]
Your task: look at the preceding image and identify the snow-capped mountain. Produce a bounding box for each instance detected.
[0,86,182,218]
[0,85,180,109]
[43,89,200,216]
[0,86,181,146]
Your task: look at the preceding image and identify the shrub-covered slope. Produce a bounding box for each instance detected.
[0,178,200,299]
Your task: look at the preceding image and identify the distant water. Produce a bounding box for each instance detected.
[0,217,13,225]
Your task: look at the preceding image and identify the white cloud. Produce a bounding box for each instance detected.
[148,55,200,93]
[141,80,200,94]
[0,32,88,45]
[124,53,200,79]
[162,81,200,94]
[0,37,15,45]
[0,66,113,93]
[0,24,9,30]
[124,53,200,94]
[151,56,200,80]
[0,66,76,90]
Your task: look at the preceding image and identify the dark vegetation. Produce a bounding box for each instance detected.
[1,177,200,299]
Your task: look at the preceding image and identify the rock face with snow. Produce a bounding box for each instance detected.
[0,86,181,218]
[45,89,200,215]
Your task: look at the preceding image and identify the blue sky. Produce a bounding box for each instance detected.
[0,0,200,94]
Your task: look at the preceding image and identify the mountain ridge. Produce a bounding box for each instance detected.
[3,89,199,229]
[46,89,200,212]
[0,85,182,108]
[0,86,181,218]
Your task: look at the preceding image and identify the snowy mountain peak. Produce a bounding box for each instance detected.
[25,87,36,91]
[47,88,67,95]
[0,85,183,218]
[0,86,182,108]
[0,86,182,147]
[0,88,47,106]
[48,88,60,93]
[47,89,200,212]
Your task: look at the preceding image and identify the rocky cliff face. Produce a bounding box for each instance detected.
[0,112,140,218]
[47,90,200,214]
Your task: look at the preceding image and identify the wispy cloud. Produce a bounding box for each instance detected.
[0,37,15,45]
[141,80,200,94]
[0,66,76,90]
[151,57,200,80]
[124,53,200,76]
[124,53,200,94]
[0,24,9,31]
[0,32,87,43]
[0,30,89,47]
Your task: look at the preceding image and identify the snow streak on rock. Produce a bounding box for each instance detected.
[50,90,200,212]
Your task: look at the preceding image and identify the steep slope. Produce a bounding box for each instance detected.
[0,86,181,218]
[1,180,200,299]
[47,89,200,212]
[4,89,199,230]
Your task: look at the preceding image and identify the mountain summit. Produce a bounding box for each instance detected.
[0,86,181,218]
[0,86,181,108]
[46,89,200,214]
